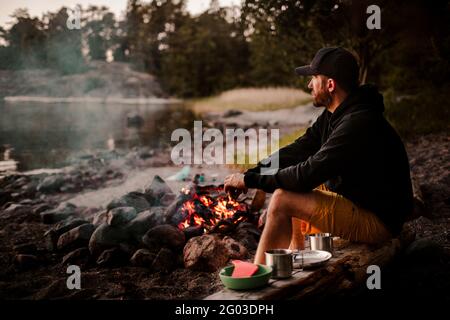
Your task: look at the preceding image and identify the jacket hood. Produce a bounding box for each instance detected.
[352,84,385,113]
[329,84,385,126]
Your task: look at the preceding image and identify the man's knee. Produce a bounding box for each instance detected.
[268,188,315,220]
[268,189,293,217]
[271,188,288,205]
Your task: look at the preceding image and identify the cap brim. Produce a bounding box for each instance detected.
[295,65,315,76]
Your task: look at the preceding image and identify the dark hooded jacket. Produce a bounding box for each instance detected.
[244,84,413,236]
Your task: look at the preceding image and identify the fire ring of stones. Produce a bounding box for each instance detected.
[39,175,264,273]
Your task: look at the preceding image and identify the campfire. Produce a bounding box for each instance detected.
[174,184,252,234]
[31,175,265,275]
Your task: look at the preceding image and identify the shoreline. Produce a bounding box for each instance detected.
[3,96,181,105]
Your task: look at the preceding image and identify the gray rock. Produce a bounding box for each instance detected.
[53,218,90,236]
[62,247,90,266]
[18,199,35,205]
[144,175,173,205]
[152,248,176,272]
[232,223,260,252]
[14,254,39,270]
[40,202,78,224]
[222,236,248,260]
[127,113,144,128]
[223,109,242,118]
[11,177,29,189]
[57,223,96,251]
[236,234,258,251]
[137,147,154,159]
[41,211,71,224]
[107,207,137,226]
[0,191,11,207]
[160,193,177,207]
[118,242,138,256]
[96,247,129,267]
[130,249,157,268]
[32,203,54,215]
[44,218,89,251]
[37,175,65,193]
[404,238,445,264]
[142,224,185,251]
[236,222,261,238]
[60,183,77,193]
[44,230,59,252]
[183,234,229,272]
[106,191,150,213]
[79,207,100,217]
[88,223,130,257]
[2,204,36,223]
[13,243,37,255]
[126,207,166,243]
[92,210,108,226]
[3,203,30,214]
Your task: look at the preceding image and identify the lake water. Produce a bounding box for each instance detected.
[0,100,197,171]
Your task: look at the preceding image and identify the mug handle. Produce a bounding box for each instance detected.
[292,250,305,269]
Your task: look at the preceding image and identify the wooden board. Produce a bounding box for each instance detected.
[205,225,415,300]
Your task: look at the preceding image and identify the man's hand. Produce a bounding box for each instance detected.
[224,173,248,199]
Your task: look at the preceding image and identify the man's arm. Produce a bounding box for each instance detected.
[245,111,325,175]
[244,116,368,193]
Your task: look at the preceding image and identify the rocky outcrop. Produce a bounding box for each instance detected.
[0,61,166,99]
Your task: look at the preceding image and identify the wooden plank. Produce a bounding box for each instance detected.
[205,225,415,300]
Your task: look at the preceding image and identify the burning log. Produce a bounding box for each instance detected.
[164,192,191,226]
[209,219,234,234]
[168,182,252,235]
[183,225,204,241]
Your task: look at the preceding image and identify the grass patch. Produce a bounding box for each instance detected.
[84,77,106,93]
[384,87,450,138]
[228,127,307,172]
[187,87,311,114]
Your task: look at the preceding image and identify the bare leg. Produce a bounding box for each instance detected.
[289,218,305,251]
[254,189,319,264]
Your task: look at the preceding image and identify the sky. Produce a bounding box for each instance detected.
[0,0,241,28]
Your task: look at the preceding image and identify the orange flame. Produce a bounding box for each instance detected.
[177,187,248,231]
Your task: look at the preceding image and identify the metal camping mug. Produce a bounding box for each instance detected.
[309,233,333,254]
[265,249,293,279]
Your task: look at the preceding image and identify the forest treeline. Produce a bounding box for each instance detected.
[0,0,448,135]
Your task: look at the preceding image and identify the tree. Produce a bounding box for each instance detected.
[4,8,47,69]
[84,6,117,61]
[45,7,85,74]
[241,0,323,88]
[160,5,250,97]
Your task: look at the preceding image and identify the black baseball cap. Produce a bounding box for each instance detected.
[295,47,359,91]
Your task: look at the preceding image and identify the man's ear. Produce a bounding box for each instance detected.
[327,78,337,93]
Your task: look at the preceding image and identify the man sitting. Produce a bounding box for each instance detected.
[224,47,414,264]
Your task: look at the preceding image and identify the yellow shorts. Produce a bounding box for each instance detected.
[296,184,392,244]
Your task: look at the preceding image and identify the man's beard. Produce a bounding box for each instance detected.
[312,89,332,108]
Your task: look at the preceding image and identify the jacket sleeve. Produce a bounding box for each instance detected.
[244,116,367,193]
[244,111,324,175]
